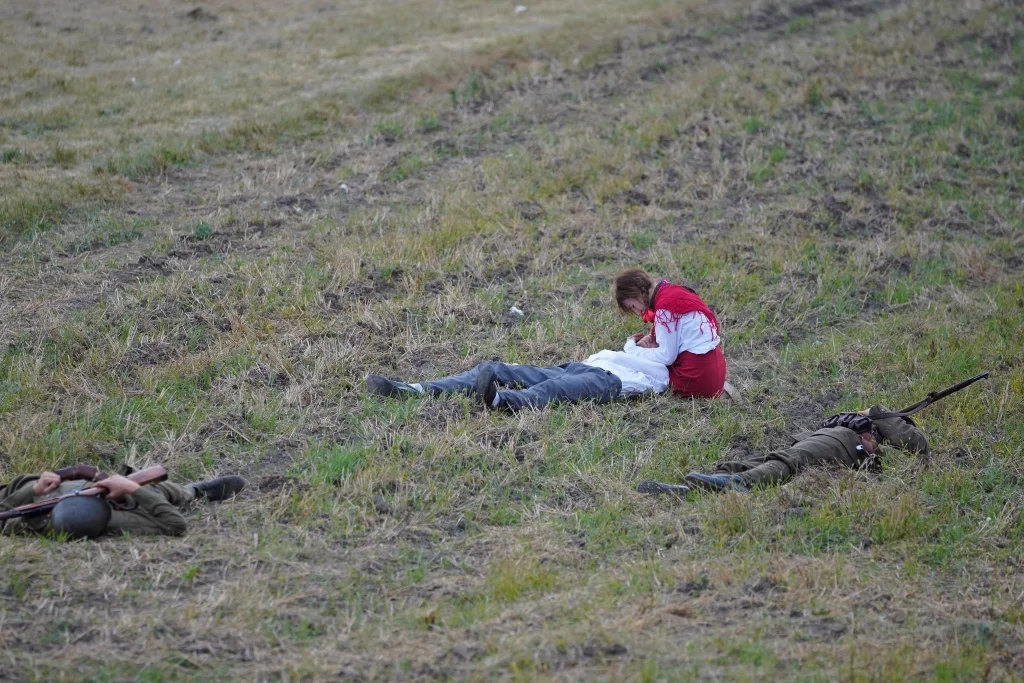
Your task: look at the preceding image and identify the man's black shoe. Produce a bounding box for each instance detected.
[192,475,246,502]
[683,472,748,493]
[366,374,419,398]
[475,366,499,409]
[636,480,691,496]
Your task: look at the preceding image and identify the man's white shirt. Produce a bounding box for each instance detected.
[582,310,720,396]
[582,350,669,395]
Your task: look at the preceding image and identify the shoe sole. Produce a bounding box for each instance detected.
[636,481,691,496]
[475,367,497,409]
[366,374,412,398]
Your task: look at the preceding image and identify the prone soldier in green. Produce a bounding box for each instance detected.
[0,467,245,537]
[638,405,929,494]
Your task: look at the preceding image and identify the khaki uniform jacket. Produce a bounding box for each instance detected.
[0,477,192,537]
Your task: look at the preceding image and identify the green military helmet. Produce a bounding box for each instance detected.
[50,495,112,540]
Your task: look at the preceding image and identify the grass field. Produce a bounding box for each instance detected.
[1,0,1023,679]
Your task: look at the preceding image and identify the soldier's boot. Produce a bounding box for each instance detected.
[366,374,423,398]
[636,480,691,496]
[475,366,500,410]
[683,472,748,493]
[191,475,246,502]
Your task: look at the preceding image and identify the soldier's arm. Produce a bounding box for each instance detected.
[0,475,43,511]
[111,486,188,537]
[867,405,930,456]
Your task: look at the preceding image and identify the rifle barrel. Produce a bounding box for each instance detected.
[897,371,990,416]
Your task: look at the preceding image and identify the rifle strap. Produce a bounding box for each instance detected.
[831,403,929,423]
[871,399,937,419]
[820,409,916,433]
[867,410,914,420]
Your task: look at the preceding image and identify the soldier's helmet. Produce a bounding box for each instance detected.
[50,495,111,540]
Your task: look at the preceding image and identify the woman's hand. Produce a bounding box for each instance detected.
[32,471,61,496]
[636,334,657,349]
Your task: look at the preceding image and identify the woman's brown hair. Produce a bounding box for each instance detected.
[614,268,656,313]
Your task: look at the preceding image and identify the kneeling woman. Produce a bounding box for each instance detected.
[614,268,726,398]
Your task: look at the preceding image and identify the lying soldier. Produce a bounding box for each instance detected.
[637,405,929,494]
[0,465,245,538]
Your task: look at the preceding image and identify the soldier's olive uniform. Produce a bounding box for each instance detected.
[712,405,929,487]
[0,477,197,537]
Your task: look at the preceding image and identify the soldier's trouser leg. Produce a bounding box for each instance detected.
[713,453,774,473]
[731,460,792,487]
[151,481,197,507]
[713,453,793,487]
[730,437,861,487]
[497,363,622,411]
[424,362,572,395]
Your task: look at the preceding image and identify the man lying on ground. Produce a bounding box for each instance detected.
[636,405,929,494]
[0,465,245,538]
[367,345,671,411]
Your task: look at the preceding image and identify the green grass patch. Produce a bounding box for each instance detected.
[104,142,196,180]
[0,181,116,248]
[485,556,560,603]
[742,117,766,134]
[784,15,812,34]
[49,143,78,168]
[374,118,405,143]
[1,148,24,163]
[417,113,443,134]
[298,443,369,486]
[193,221,213,240]
[64,223,145,254]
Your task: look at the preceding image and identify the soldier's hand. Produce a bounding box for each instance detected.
[32,471,61,496]
[93,474,141,500]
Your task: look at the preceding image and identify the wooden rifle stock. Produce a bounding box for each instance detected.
[54,464,101,482]
[0,465,168,521]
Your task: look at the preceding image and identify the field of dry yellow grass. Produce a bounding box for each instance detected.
[2,0,1023,679]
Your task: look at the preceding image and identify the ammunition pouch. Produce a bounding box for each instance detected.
[821,412,875,433]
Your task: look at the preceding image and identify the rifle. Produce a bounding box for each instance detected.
[875,371,991,419]
[822,371,991,431]
[0,466,168,521]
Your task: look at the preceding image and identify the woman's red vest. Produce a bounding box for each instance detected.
[643,282,725,398]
